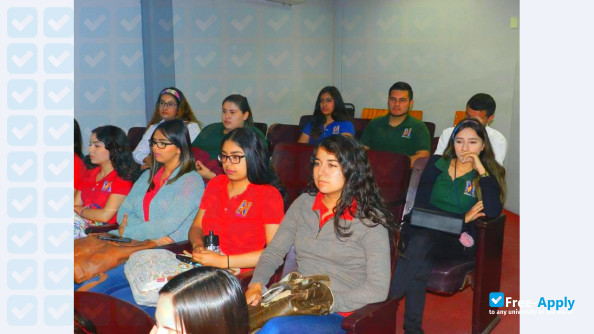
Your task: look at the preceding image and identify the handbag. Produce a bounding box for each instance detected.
[248,272,334,331]
[409,207,464,235]
[74,233,157,290]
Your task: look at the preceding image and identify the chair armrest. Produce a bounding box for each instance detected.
[341,298,398,334]
[154,240,192,253]
[84,224,118,234]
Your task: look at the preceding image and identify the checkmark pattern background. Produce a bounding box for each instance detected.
[2,1,74,331]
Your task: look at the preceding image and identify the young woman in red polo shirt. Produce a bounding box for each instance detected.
[74,126,139,225]
[188,127,284,271]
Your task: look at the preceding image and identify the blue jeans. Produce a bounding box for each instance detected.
[74,263,129,294]
[258,314,345,334]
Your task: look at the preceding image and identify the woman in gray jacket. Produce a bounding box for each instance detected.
[246,135,396,333]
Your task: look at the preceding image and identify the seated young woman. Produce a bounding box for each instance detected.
[74,126,139,227]
[151,266,249,334]
[245,135,395,333]
[389,118,506,333]
[297,86,354,145]
[74,119,204,292]
[188,127,284,272]
[133,87,203,170]
[191,94,267,181]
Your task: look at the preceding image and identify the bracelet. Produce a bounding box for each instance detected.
[479,171,490,178]
[227,255,230,269]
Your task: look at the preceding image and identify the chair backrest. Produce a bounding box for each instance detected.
[423,121,436,139]
[127,126,146,151]
[344,103,355,118]
[403,157,429,217]
[453,111,465,126]
[352,118,370,139]
[361,108,423,120]
[409,110,423,120]
[298,115,312,129]
[270,142,314,211]
[75,291,154,334]
[367,150,411,222]
[253,122,268,136]
[267,123,301,153]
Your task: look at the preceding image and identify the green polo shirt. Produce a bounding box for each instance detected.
[191,123,267,159]
[429,158,477,214]
[360,114,430,156]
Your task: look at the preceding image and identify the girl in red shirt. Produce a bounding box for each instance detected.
[188,127,284,271]
[74,126,139,225]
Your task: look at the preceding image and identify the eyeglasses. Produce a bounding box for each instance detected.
[159,101,178,109]
[318,98,333,104]
[149,139,176,149]
[217,154,245,164]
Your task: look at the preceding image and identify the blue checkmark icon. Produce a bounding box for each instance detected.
[489,292,505,307]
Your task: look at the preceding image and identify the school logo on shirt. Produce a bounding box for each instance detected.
[464,180,475,197]
[101,181,112,193]
[402,128,412,138]
[236,200,253,216]
[332,125,340,134]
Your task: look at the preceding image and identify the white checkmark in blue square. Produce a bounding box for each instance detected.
[8,7,37,38]
[117,7,142,37]
[44,296,72,326]
[155,44,181,75]
[116,43,144,74]
[44,7,73,38]
[8,260,38,290]
[79,42,110,74]
[7,224,38,254]
[44,259,72,290]
[44,152,72,182]
[79,7,110,37]
[8,79,37,110]
[7,152,37,182]
[44,224,72,254]
[44,79,73,110]
[8,43,37,74]
[489,292,505,307]
[116,79,144,109]
[44,188,71,218]
[7,188,37,218]
[44,43,73,74]
[8,116,38,146]
[43,115,72,146]
[7,295,37,326]
[79,79,110,110]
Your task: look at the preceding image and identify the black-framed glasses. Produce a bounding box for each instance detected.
[217,154,245,164]
[149,139,176,149]
[159,101,177,109]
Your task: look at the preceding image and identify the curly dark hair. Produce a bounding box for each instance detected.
[309,86,350,142]
[305,135,396,238]
[91,126,140,182]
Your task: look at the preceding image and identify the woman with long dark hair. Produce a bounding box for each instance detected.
[74,125,139,225]
[297,86,354,145]
[246,135,395,332]
[151,266,249,334]
[133,87,202,169]
[389,118,506,333]
[188,127,284,271]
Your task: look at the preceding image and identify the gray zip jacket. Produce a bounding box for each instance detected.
[250,193,391,312]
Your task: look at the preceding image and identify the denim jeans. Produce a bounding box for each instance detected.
[257,314,345,334]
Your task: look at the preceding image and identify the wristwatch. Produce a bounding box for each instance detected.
[479,171,490,178]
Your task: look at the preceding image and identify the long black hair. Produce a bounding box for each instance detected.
[309,86,350,142]
[159,266,249,334]
[221,128,280,190]
[305,135,395,238]
[148,119,196,189]
[74,119,83,158]
[91,126,140,182]
[443,118,506,203]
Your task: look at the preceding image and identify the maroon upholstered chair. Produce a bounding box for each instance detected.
[75,291,154,334]
[366,150,411,222]
[431,136,439,154]
[270,142,314,211]
[423,121,435,139]
[126,126,146,151]
[253,122,268,136]
[266,123,301,153]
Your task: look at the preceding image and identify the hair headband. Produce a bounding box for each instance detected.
[160,88,181,102]
[451,118,482,140]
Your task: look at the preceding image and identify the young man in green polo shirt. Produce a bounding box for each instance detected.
[361,81,431,167]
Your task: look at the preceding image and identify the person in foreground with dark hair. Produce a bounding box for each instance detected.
[188,127,284,271]
[389,118,506,333]
[434,93,507,165]
[151,267,249,334]
[245,135,395,333]
[297,86,354,145]
[361,81,431,167]
[74,125,138,225]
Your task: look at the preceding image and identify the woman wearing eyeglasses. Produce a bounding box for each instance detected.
[187,127,284,272]
[133,87,203,170]
[191,94,267,181]
[297,86,354,145]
